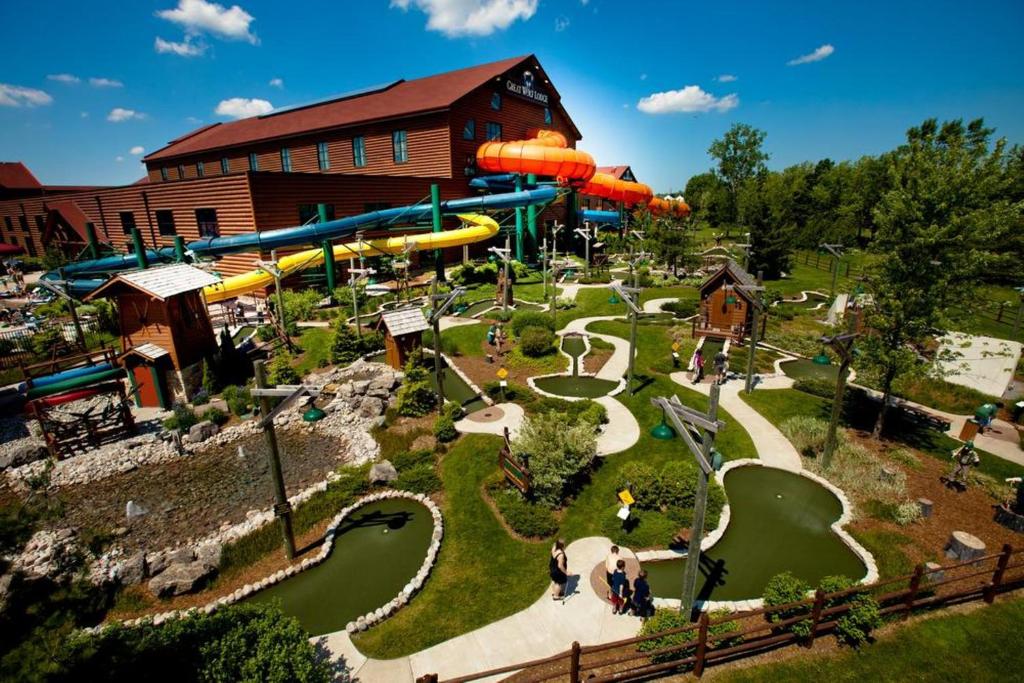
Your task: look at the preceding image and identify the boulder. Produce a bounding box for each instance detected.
[148,561,215,598]
[196,542,223,570]
[357,396,385,419]
[369,460,398,484]
[118,551,148,586]
[187,420,219,444]
[166,546,195,565]
[0,442,48,469]
[147,551,170,576]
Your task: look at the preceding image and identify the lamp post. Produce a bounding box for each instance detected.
[610,281,643,396]
[739,271,765,394]
[650,390,725,619]
[819,326,858,469]
[348,267,375,339]
[575,221,593,278]
[487,236,512,313]
[819,243,846,299]
[428,280,466,408]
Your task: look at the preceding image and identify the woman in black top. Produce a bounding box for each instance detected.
[549,538,568,599]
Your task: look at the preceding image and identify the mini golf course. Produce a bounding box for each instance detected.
[531,333,620,398]
[645,466,866,602]
[246,497,434,636]
[780,357,841,382]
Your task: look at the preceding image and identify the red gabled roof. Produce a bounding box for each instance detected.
[0,162,42,190]
[44,200,92,244]
[146,55,569,163]
[597,165,633,180]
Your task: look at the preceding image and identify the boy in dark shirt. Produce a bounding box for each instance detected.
[631,569,652,617]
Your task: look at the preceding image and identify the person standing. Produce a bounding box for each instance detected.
[631,569,652,617]
[692,348,705,384]
[974,402,1002,433]
[713,349,728,385]
[604,545,620,599]
[550,539,568,600]
[610,559,629,614]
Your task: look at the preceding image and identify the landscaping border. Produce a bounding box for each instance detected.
[526,332,627,402]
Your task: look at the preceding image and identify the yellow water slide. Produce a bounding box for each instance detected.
[203,213,498,303]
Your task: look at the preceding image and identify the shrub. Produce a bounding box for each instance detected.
[638,609,741,663]
[396,360,436,417]
[201,357,219,395]
[200,407,229,426]
[330,322,362,365]
[256,325,276,342]
[519,326,556,357]
[484,380,535,405]
[489,309,513,322]
[395,463,441,494]
[281,288,323,322]
[661,299,697,318]
[30,327,64,356]
[391,448,434,471]
[617,462,661,510]
[835,595,882,646]
[442,401,464,421]
[191,389,210,407]
[494,487,558,538]
[893,501,923,526]
[531,397,607,427]
[780,416,831,458]
[433,414,458,443]
[222,385,253,417]
[162,402,199,432]
[511,412,597,507]
[762,572,813,639]
[268,351,300,385]
[793,376,836,398]
[510,310,555,336]
[554,297,576,310]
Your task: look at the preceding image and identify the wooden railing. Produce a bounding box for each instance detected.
[416,544,1022,683]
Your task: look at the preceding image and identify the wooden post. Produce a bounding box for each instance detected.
[807,588,826,646]
[906,564,924,613]
[569,640,581,683]
[503,233,511,312]
[431,279,445,408]
[254,360,296,560]
[743,270,763,394]
[985,544,1013,603]
[694,611,710,677]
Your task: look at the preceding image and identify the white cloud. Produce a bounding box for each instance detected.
[0,84,53,108]
[716,74,737,83]
[268,77,284,88]
[787,44,834,66]
[390,0,538,37]
[130,145,145,155]
[157,0,258,43]
[107,107,145,122]
[47,73,80,84]
[90,77,124,88]
[214,97,272,119]
[640,73,647,81]
[554,15,569,31]
[185,115,203,124]
[637,85,738,114]
[155,35,207,56]
[115,156,125,162]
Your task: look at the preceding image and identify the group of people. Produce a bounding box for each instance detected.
[691,347,729,385]
[548,541,653,617]
[0,262,26,295]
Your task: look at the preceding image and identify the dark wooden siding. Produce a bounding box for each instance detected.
[118,292,216,369]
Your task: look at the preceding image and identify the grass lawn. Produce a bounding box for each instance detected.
[713,595,1024,682]
[294,327,333,375]
[351,434,548,658]
[424,322,488,357]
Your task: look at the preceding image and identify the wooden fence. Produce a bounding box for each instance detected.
[416,544,1023,683]
[798,251,860,280]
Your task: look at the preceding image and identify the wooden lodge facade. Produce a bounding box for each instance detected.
[0,55,582,286]
[694,260,765,342]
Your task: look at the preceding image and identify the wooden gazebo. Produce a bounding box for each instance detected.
[694,260,764,342]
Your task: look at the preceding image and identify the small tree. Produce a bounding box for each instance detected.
[395,357,435,417]
[511,411,597,507]
[330,322,362,365]
[268,351,300,385]
[201,357,219,395]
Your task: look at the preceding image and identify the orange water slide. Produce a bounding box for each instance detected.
[646,196,691,218]
[476,129,597,183]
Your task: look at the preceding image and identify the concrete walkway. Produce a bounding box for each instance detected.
[562,316,631,381]
[321,537,641,682]
[669,372,803,471]
[595,396,640,456]
[937,332,1022,398]
[439,315,483,332]
[455,402,525,439]
[642,297,678,314]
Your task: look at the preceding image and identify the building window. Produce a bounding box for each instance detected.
[155,210,176,236]
[491,92,502,110]
[177,164,185,179]
[352,136,366,167]
[24,237,37,257]
[249,153,259,171]
[195,208,219,238]
[280,148,292,172]
[298,204,336,225]
[221,157,230,174]
[35,215,45,232]
[317,142,330,171]
[392,130,408,163]
[544,107,552,125]
[3,217,12,232]
[462,119,476,141]
[486,122,502,141]
[119,211,137,235]
[18,215,29,232]
[160,167,168,181]
[197,161,205,178]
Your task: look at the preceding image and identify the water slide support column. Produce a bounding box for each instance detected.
[174,236,186,262]
[431,184,444,282]
[319,204,336,304]
[526,173,538,263]
[130,228,148,270]
[515,175,524,262]
[85,222,100,260]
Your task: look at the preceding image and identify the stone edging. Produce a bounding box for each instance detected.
[639,460,877,613]
[439,351,494,406]
[525,332,627,402]
[98,490,443,633]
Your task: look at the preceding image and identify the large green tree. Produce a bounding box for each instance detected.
[708,123,769,226]
[861,118,1020,437]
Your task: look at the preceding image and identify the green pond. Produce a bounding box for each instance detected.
[645,466,865,602]
[460,300,497,317]
[532,375,619,398]
[781,358,840,382]
[561,334,587,375]
[365,353,487,413]
[512,301,542,311]
[245,498,433,636]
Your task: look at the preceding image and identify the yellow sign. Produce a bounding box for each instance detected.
[496,367,509,380]
[671,342,681,352]
[618,489,635,505]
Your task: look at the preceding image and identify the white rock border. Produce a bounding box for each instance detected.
[526,332,627,402]
[97,490,443,634]
[638,460,877,613]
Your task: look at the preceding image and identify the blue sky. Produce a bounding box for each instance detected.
[2,0,1023,192]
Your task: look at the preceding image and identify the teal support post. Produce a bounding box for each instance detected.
[319,204,336,301]
[514,174,524,262]
[85,222,100,259]
[526,173,537,263]
[173,236,187,262]
[130,228,148,269]
[431,184,445,282]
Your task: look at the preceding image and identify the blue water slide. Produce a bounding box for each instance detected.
[24,362,114,389]
[579,209,621,226]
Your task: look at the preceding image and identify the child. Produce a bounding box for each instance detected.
[693,349,705,384]
[610,559,629,614]
[631,569,652,617]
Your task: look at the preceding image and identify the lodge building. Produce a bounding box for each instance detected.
[0,55,612,283]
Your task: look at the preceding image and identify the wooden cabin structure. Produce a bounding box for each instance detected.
[378,307,430,370]
[694,260,764,342]
[85,264,221,407]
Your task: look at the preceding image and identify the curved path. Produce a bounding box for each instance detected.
[320,537,641,682]
[642,297,678,314]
